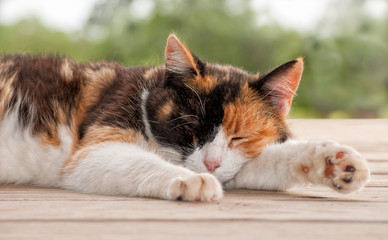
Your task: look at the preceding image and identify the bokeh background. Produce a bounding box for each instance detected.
[0,0,387,118]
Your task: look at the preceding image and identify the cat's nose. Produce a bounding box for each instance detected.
[204,159,221,173]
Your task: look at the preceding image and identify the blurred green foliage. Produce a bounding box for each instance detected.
[0,0,387,118]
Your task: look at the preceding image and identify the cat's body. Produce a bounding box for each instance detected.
[0,35,370,201]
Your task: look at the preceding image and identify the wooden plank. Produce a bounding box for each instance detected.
[1,179,387,201]
[369,160,388,175]
[367,175,388,187]
[288,119,388,155]
[361,152,388,161]
[1,221,388,240]
[0,185,387,222]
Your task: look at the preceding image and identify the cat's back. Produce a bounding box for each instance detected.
[0,55,154,186]
[0,54,153,130]
[0,55,84,120]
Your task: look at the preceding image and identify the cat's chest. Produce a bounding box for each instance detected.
[0,112,73,186]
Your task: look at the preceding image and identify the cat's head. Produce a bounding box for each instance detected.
[146,34,303,183]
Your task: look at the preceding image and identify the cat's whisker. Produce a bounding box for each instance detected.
[168,114,199,123]
[169,121,198,131]
[184,84,206,116]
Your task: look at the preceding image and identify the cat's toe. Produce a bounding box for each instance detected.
[320,145,370,193]
[168,173,223,201]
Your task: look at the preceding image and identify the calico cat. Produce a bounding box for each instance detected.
[0,34,370,201]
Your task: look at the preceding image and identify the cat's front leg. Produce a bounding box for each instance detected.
[226,140,370,194]
[61,142,223,201]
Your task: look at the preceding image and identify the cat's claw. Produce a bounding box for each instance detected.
[308,141,370,193]
[168,173,223,201]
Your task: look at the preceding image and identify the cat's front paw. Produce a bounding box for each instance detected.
[167,173,223,201]
[306,141,370,193]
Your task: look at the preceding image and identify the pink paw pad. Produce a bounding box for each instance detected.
[324,157,334,177]
[324,151,359,189]
[336,151,346,159]
[317,143,370,193]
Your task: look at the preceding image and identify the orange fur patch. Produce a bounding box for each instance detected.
[0,61,16,119]
[70,66,117,145]
[38,132,61,147]
[157,99,174,121]
[60,59,74,82]
[144,66,162,81]
[223,83,280,158]
[0,76,15,119]
[38,100,68,147]
[81,125,141,147]
[186,74,218,94]
[81,66,116,114]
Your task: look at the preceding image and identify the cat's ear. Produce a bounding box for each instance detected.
[165,34,204,78]
[250,58,304,118]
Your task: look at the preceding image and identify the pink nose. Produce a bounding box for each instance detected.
[204,160,221,173]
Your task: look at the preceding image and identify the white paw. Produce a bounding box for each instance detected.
[167,173,223,201]
[306,141,370,193]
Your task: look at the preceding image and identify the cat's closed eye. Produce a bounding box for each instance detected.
[229,136,245,147]
[231,137,244,141]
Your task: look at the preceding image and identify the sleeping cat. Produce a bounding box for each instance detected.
[0,34,370,201]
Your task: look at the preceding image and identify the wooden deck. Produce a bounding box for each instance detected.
[1,119,388,239]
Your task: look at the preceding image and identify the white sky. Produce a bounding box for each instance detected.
[252,0,331,31]
[0,0,98,32]
[0,0,386,32]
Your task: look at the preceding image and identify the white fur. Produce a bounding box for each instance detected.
[226,139,370,193]
[62,142,187,197]
[184,128,248,183]
[0,111,72,186]
[61,141,223,200]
